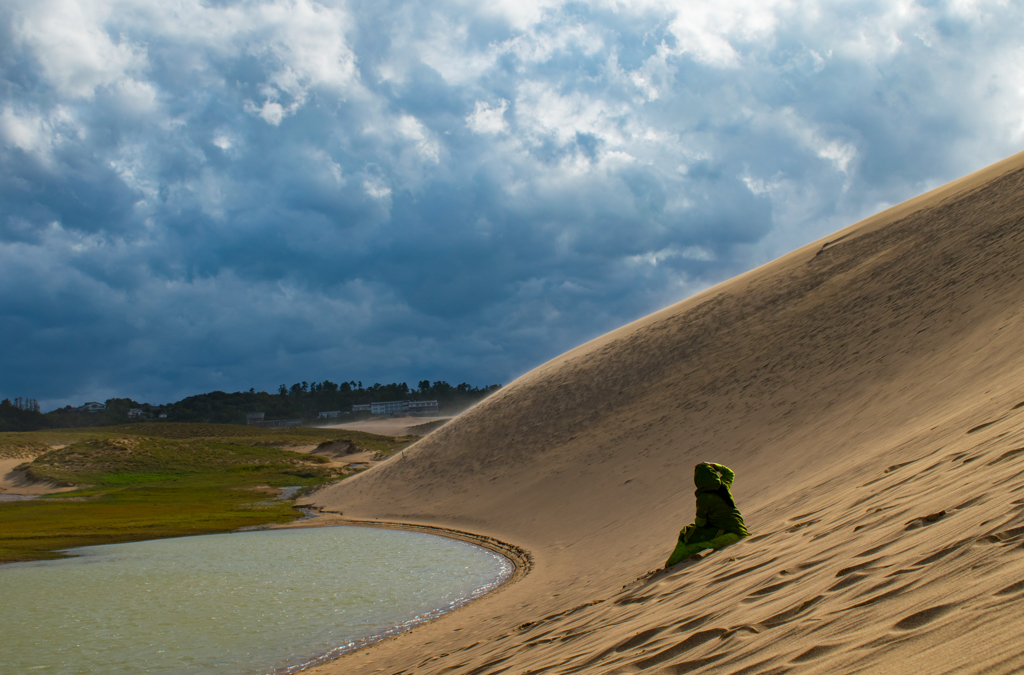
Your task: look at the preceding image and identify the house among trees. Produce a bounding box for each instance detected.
[355,400,439,416]
[318,411,341,419]
[245,411,300,428]
[371,400,410,416]
[128,408,145,419]
[80,401,106,413]
[407,400,439,415]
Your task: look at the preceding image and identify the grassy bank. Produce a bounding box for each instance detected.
[0,423,418,563]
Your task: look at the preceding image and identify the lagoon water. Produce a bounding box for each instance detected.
[0,526,512,674]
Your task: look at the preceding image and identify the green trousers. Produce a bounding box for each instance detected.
[665,531,743,568]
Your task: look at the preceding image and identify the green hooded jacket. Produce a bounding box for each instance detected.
[689,463,749,541]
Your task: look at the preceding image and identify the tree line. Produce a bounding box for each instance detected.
[8,380,502,430]
[0,398,45,432]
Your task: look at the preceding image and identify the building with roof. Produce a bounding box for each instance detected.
[356,400,440,416]
[407,400,439,415]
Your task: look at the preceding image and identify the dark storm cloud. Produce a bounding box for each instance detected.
[1,0,1023,409]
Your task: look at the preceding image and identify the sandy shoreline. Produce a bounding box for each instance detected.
[267,512,528,670]
[274,511,532,583]
[295,150,1024,674]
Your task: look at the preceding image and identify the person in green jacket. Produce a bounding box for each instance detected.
[665,462,749,568]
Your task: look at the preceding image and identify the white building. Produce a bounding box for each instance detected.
[246,412,265,425]
[359,400,440,416]
[80,401,106,413]
[128,408,144,419]
[407,400,439,415]
[351,403,371,412]
[370,400,409,416]
[318,411,341,419]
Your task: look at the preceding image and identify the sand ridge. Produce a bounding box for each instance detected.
[301,150,1024,674]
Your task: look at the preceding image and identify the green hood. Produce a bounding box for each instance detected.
[694,464,721,490]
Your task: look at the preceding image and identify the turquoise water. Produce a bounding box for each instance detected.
[0,527,512,674]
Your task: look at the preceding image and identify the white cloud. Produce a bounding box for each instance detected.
[396,115,441,163]
[755,106,858,174]
[663,0,783,68]
[0,105,81,166]
[515,83,629,147]
[242,0,362,124]
[363,177,392,200]
[10,0,149,99]
[243,97,293,127]
[467,100,510,135]
[4,0,1024,406]
[212,134,234,151]
[108,144,159,203]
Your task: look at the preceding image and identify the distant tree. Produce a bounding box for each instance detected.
[1,396,46,431]
[278,384,287,396]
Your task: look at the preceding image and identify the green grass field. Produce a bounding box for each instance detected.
[0,423,418,563]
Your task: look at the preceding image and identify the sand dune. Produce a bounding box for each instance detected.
[300,150,1024,675]
[0,457,76,497]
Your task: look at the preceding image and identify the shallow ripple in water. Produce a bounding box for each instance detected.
[0,526,512,674]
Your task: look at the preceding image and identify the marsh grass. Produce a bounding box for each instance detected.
[0,423,419,563]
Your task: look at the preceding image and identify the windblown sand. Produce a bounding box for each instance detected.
[322,416,451,438]
[300,151,1024,675]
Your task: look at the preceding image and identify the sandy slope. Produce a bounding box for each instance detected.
[0,457,76,497]
[300,150,1024,675]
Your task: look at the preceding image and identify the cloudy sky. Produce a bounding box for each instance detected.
[2,0,1022,410]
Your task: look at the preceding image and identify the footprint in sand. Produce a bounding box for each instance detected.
[790,643,844,663]
[628,629,726,670]
[893,604,958,631]
[743,578,799,601]
[674,614,713,633]
[827,572,868,592]
[904,511,946,530]
[987,447,1024,466]
[761,596,823,627]
[967,420,999,434]
[709,558,778,585]
[994,580,1024,596]
[612,627,664,653]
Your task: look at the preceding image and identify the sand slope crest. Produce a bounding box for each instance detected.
[303,150,1024,675]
